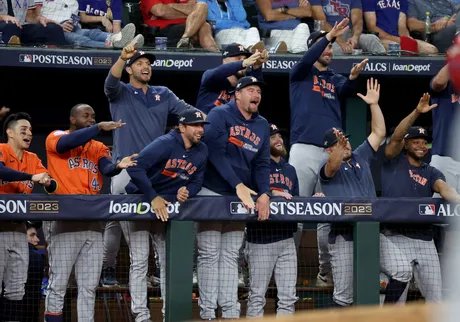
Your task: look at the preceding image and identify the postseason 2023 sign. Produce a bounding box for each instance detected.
[0,194,455,223]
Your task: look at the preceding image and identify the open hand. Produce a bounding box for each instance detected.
[327,18,350,40]
[349,58,368,80]
[255,193,270,221]
[235,183,257,209]
[272,190,293,200]
[151,196,170,222]
[357,77,380,105]
[333,128,349,150]
[117,154,138,169]
[416,93,437,114]
[98,120,126,131]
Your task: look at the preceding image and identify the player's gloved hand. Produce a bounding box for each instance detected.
[357,77,380,105]
[98,120,126,131]
[415,93,438,114]
[242,51,262,68]
[256,193,270,221]
[177,186,190,203]
[272,190,293,200]
[120,42,138,61]
[117,154,138,169]
[349,58,368,80]
[151,196,170,222]
[32,173,51,185]
[236,183,257,210]
[326,18,350,41]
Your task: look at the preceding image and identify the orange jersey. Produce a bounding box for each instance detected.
[0,143,47,194]
[46,130,111,194]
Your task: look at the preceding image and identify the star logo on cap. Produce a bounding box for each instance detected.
[250,77,257,82]
[237,83,242,88]
[238,45,244,51]
[138,51,145,55]
[418,128,426,134]
[271,124,278,130]
[223,51,229,56]
[180,117,185,122]
[155,94,160,101]
[195,111,202,118]
[356,162,361,169]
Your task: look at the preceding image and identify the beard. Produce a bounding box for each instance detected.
[133,72,150,85]
[270,145,287,158]
[406,149,425,161]
[317,56,330,67]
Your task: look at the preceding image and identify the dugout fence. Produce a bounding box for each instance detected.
[0,194,450,321]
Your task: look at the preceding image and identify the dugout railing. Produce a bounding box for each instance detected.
[0,194,452,321]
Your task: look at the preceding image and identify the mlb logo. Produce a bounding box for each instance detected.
[230,202,250,215]
[419,204,435,216]
[19,55,32,63]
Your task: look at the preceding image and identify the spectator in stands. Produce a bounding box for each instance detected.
[38,0,142,48]
[0,0,66,45]
[255,0,312,53]
[310,0,385,54]
[407,0,458,53]
[140,0,219,50]
[79,0,122,33]
[198,0,262,49]
[363,0,438,54]
[196,43,268,113]
[23,221,44,322]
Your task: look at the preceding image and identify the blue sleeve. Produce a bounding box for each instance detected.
[126,139,172,202]
[354,139,377,164]
[336,77,358,99]
[167,89,196,115]
[319,163,331,182]
[186,148,208,197]
[362,0,375,12]
[0,162,33,181]
[253,130,271,195]
[104,72,122,102]
[201,62,245,88]
[98,157,122,177]
[204,110,243,188]
[351,0,362,10]
[430,167,446,192]
[55,125,100,154]
[112,0,123,20]
[290,37,331,82]
[400,0,408,14]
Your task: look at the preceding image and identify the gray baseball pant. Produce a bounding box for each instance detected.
[0,232,28,301]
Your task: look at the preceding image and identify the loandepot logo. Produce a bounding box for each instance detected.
[151,58,194,69]
[392,63,430,73]
[109,201,180,214]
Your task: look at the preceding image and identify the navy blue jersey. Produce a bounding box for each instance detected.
[381,153,445,240]
[196,62,263,114]
[246,158,299,244]
[289,37,357,147]
[319,140,377,242]
[125,130,208,202]
[430,80,460,159]
[203,100,270,195]
[104,73,194,162]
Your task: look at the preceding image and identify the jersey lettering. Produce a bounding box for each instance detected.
[68,157,99,174]
[229,126,261,146]
[165,158,197,175]
[270,173,293,191]
[312,75,336,99]
[408,169,427,186]
[377,0,400,9]
[1,179,34,189]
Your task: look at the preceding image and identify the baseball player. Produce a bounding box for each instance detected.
[288,17,368,286]
[196,43,268,114]
[381,93,460,303]
[124,109,208,322]
[197,76,271,320]
[429,63,460,194]
[102,39,197,287]
[43,104,137,322]
[245,123,299,318]
[0,112,56,322]
[319,79,412,306]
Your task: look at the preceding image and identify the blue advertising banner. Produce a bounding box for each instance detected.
[0,47,445,76]
[0,194,455,223]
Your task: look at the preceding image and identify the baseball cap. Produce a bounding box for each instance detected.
[236,76,266,91]
[178,109,209,125]
[126,51,156,67]
[307,31,334,49]
[323,127,350,148]
[222,43,252,59]
[269,123,286,136]
[404,126,431,142]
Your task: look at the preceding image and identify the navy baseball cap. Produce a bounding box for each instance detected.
[404,126,431,142]
[178,109,209,125]
[307,31,335,49]
[222,43,252,58]
[236,76,266,91]
[323,127,350,148]
[269,123,286,136]
[126,50,156,67]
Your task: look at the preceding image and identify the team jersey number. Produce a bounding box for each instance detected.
[91,178,101,191]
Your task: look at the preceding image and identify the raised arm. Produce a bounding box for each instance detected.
[431,65,449,93]
[323,129,348,178]
[385,93,437,160]
[357,78,385,151]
